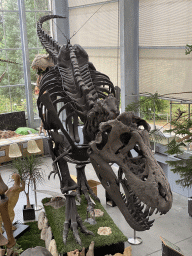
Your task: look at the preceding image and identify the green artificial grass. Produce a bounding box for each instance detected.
[42,195,127,254]
[17,222,45,250]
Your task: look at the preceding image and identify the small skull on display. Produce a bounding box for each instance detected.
[89,112,173,231]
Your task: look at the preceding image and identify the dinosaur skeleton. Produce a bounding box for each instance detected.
[37,15,172,244]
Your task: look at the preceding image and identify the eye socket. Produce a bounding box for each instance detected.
[96,125,112,150]
[120,132,132,145]
[102,124,112,134]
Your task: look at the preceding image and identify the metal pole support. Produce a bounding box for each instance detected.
[128,229,142,245]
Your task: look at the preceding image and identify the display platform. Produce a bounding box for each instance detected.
[42,195,128,256]
[3,223,29,239]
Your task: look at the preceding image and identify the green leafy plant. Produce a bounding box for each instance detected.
[13,155,44,209]
[125,92,168,144]
[16,222,45,251]
[185,44,192,55]
[165,46,192,190]
[3,243,23,255]
[125,92,168,121]
[166,115,192,188]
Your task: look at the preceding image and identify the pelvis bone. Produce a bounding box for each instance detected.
[88,112,172,231]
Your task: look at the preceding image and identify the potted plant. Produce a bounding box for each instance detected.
[166,113,192,217]
[13,155,44,221]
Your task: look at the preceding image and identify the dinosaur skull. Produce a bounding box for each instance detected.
[88,112,172,231]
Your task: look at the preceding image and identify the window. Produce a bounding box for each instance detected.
[0,0,52,126]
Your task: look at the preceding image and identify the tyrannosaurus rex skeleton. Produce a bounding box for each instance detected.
[36,15,172,244]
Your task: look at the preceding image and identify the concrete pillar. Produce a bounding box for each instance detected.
[120,0,139,113]
[52,0,70,45]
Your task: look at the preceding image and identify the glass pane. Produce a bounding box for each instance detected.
[36,11,52,33]
[0,86,26,114]
[26,11,38,48]
[0,50,24,86]
[37,11,52,47]
[2,12,21,49]
[139,48,192,102]
[0,12,4,45]
[34,0,51,11]
[29,48,48,119]
[29,49,40,83]
[2,0,18,11]
[26,11,52,48]
[86,48,120,88]
[69,0,109,8]
[25,0,35,10]
[33,91,39,118]
[0,55,8,86]
[69,2,118,47]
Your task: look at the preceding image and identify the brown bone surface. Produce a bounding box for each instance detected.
[89,112,173,231]
[36,15,172,243]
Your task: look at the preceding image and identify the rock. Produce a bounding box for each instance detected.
[90,209,104,218]
[97,227,112,236]
[48,239,58,256]
[20,246,52,256]
[44,197,65,209]
[114,254,123,256]
[38,211,46,230]
[45,226,52,249]
[80,247,85,256]
[124,246,132,256]
[0,233,8,246]
[86,241,94,256]
[0,248,5,256]
[41,227,48,240]
[43,216,49,229]
[6,248,13,256]
[67,249,79,256]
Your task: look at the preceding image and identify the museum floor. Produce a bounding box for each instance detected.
[0,155,192,256]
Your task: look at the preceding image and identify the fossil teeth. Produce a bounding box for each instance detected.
[143,206,150,217]
[135,198,141,204]
[138,204,144,211]
[129,191,134,196]
[155,209,159,214]
[148,219,155,225]
[149,207,155,216]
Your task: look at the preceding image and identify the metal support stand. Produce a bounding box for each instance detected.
[128,230,142,245]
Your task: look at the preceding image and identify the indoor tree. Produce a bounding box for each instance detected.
[13,155,44,209]
[125,92,168,142]
[165,45,192,190]
[166,106,192,189]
